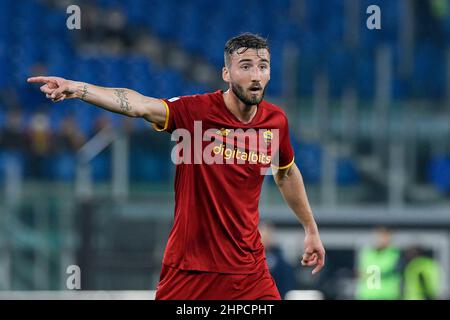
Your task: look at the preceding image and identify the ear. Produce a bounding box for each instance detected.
[222,66,230,83]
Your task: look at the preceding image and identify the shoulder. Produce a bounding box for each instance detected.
[261,100,287,115]
[260,100,289,123]
[165,91,219,111]
[172,91,219,103]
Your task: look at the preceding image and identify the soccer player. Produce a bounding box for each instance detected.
[27,33,325,300]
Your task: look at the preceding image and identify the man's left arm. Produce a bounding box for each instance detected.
[273,162,326,274]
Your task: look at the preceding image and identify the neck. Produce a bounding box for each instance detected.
[223,89,257,124]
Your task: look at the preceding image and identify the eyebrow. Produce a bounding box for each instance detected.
[238,58,270,64]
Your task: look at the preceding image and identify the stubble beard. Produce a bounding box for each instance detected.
[231,82,266,106]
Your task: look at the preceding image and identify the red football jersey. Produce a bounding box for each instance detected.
[153,90,294,274]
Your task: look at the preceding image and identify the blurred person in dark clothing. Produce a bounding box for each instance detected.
[26,112,53,179]
[0,108,26,181]
[0,108,26,152]
[260,221,298,299]
[92,114,112,134]
[414,0,446,45]
[52,115,86,180]
[56,115,86,152]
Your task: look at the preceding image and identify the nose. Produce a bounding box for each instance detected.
[250,66,262,82]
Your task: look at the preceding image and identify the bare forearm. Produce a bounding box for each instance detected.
[276,164,325,274]
[74,82,146,117]
[27,76,168,128]
[276,164,319,234]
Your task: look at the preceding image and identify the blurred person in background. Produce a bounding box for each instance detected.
[402,245,440,300]
[0,108,26,154]
[414,0,447,43]
[356,227,402,300]
[27,32,325,300]
[52,115,86,180]
[92,113,113,134]
[56,115,86,152]
[27,112,53,179]
[260,221,298,299]
[0,108,26,182]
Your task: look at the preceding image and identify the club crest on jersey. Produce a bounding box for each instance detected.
[216,128,231,137]
[263,129,273,144]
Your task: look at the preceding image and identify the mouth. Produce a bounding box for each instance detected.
[249,86,262,93]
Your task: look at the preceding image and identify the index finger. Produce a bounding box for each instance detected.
[27,76,53,84]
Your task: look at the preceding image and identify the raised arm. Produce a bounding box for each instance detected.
[27,76,167,128]
[273,162,326,274]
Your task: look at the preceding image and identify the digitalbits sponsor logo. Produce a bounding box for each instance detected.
[170,121,280,176]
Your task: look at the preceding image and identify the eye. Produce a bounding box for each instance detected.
[260,65,268,70]
[241,65,250,70]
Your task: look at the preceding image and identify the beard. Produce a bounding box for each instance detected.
[231,82,266,106]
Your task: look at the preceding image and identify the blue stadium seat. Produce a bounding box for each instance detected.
[175,3,204,53]
[130,150,166,182]
[0,151,25,183]
[326,48,353,97]
[412,42,445,99]
[151,0,179,38]
[336,157,360,186]
[356,53,375,99]
[427,154,450,194]
[73,56,102,85]
[52,152,76,181]
[154,70,184,98]
[296,143,322,184]
[91,150,112,182]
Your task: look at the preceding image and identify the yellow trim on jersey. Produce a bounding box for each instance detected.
[271,157,295,170]
[152,99,170,132]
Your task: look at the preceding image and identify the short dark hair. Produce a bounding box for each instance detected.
[224,33,269,67]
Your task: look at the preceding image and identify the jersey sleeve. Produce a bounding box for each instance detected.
[271,114,295,170]
[152,96,195,133]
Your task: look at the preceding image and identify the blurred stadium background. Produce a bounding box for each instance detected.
[0,0,450,299]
